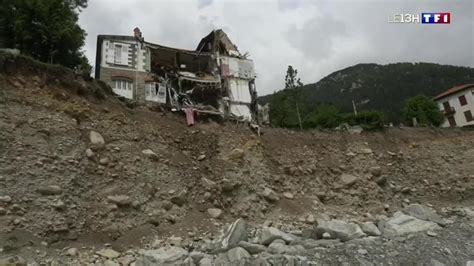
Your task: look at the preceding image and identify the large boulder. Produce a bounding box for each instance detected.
[212,219,248,252]
[315,219,366,241]
[359,222,382,236]
[135,246,188,265]
[380,211,442,236]
[402,204,447,226]
[260,227,298,245]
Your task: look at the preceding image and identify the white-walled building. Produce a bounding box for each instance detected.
[434,84,474,127]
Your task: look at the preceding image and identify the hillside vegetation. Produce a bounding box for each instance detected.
[259,63,474,124]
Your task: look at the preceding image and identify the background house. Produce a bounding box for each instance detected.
[434,84,474,127]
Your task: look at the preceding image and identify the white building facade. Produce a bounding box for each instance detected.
[434,84,474,127]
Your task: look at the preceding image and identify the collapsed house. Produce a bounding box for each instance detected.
[95,28,258,122]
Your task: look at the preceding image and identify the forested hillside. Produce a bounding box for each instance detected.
[259,63,474,124]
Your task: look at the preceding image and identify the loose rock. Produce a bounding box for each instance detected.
[262,187,279,203]
[207,208,223,219]
[380,211,441,236]
[107,195,132,207]
[402,204,447,226]
[96,248,120,259]
[315,219,366,241]
[37,185,63,195]
[260,226,297,245]
[238,241,267,254]
[142,149,159,161]
[359,222,381,236]
[90,131,105,149]
[136,246,188,265]
[340,174,358,187]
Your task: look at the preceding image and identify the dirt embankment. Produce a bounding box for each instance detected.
[0,52,473,264]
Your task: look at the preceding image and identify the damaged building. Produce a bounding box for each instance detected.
[95,28,258,122]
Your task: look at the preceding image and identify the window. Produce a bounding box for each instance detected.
[112,79,133,91]
[114,44,122,64]
[465,110,473,122]
[442,101,451,112]
[459,95,467,106]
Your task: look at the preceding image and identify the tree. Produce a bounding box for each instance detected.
[284,66,304,130]
[402,95,443,126]
[0,0,90,71]
[303,104,342,128]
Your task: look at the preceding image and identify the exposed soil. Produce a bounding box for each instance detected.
[0,52,473,265]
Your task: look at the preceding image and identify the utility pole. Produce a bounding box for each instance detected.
[352,100,358,115]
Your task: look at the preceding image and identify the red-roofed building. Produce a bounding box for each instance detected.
[433,84,474,127]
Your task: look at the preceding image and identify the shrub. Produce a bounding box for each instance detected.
[303,104,342,128]
[344,111,385,130]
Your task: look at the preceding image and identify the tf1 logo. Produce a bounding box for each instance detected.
[422,13,450,24]
[388,13,451,24]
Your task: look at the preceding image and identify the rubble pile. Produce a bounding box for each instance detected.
[0,53,473,265]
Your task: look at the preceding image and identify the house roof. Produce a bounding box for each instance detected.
[196,29,239,54]
[433,84,474,101]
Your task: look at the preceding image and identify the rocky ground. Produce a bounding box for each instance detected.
[0,52,473,265]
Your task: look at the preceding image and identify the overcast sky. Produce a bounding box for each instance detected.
[79,0,474,96]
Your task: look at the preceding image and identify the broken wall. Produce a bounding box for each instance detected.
[228,78,253,120]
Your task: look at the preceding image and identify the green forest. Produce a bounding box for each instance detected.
[260,63,474,126]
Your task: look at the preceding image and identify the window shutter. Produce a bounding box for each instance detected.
[105,42,115,64]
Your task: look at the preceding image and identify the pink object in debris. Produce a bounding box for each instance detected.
[184,108,195,126]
